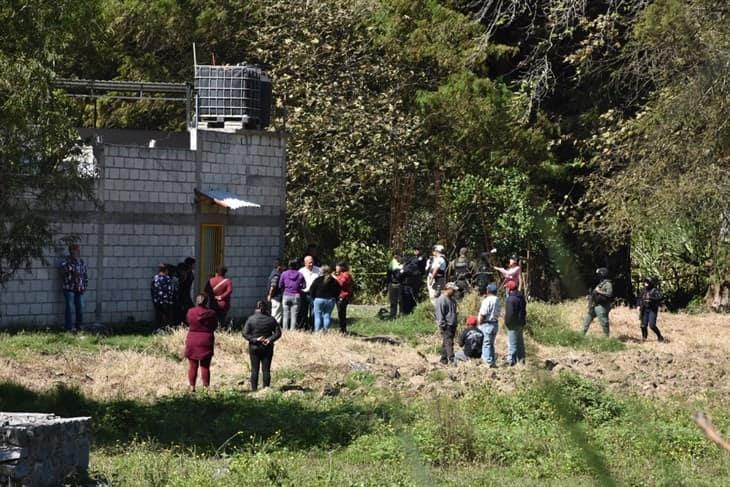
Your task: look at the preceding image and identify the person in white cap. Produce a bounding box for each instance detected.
[426,244,448,305]
[435,282,459,364]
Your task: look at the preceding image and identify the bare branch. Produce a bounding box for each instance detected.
[694,412,730,454]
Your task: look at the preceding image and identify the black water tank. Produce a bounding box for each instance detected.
[194,64,271,130]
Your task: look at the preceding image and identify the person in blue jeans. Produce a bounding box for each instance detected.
[504,280,527,366]
[309,265,341,332]
[278,259,305,331]
[59,244,88,332]
[478,283,500,367]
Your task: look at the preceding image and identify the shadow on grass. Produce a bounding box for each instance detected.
[0,329,171,359]
[347,302,437,343]
[616,334,644,344]
[0,382,388,454]
[0,320,158,336]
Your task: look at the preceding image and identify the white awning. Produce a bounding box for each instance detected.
[194,188,261,209]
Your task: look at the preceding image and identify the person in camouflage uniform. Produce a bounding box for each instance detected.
[582,267,613,336]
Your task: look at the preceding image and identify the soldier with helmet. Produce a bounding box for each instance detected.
[639,276,666,342]
[582,267,614,336]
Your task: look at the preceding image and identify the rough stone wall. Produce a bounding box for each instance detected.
[0,413,90,487]
[0,129,286,327]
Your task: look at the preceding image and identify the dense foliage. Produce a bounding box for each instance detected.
[0,0,96,283]
[1,0,727,307]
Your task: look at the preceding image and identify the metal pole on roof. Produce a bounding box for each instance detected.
[92,83,97,128]
[185,83,192,128]
[191,43,197,129]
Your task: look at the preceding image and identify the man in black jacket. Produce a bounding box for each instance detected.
[455,315,483,362]
[401,251,422,315]
[504,281,527,366]
[243,301,282,391]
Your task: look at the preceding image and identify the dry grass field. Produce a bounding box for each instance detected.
[1,302,728,403]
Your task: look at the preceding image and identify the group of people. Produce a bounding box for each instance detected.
[434,271,528,367]
[385,245,522,319]
[150,260,231,331]
[434,261,667,369]
[268,246,353,333]
[183,245,354,392]
[57,241,668,393]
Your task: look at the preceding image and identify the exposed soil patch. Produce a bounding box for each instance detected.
[536,304,730,400]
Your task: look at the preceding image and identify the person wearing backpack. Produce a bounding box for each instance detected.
[582,267,613,337]
[455,315,483,362]
[504,281,527,366]
[639,276,666,342]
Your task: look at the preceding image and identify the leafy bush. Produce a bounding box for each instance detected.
[333,240,390,303]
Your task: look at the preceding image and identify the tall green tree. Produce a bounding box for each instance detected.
[581,0,730,306]
[0,0,97,282]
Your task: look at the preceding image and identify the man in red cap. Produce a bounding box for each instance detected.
[504,280,527,366]
[455,315,484,362]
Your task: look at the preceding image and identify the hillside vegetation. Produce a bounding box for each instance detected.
[1,0,728,304]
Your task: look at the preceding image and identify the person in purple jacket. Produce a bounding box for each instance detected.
[278,259,305,331]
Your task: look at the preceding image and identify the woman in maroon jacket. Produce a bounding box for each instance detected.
[185,293,218,391]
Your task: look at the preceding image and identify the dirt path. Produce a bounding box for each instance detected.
[535,305,730,400]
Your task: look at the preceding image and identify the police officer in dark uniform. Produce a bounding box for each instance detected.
[448,247,477,299]
[415,248,427,276]
[638,276,665,342]
[401,250,422,314]
[474,251,493,292]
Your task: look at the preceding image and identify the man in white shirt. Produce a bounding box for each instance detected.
[478,283,501,367]
[298,255,321,330]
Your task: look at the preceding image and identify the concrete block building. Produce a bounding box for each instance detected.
[0,128,286,327]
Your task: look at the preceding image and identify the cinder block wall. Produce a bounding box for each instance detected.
[0,129,286,328]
